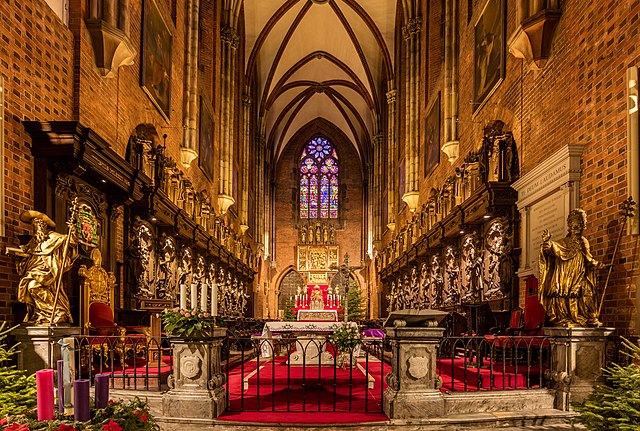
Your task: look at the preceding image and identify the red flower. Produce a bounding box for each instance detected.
[0,419,7,427]
[134,409,148,423]
[102,420,122,431]
[4,423,29,431]
[56,424,77,431]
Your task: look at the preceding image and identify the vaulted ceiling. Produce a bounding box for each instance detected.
[243,0,397,167]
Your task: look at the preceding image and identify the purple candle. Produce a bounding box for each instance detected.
[74,379,90,422]
[36,369,55,421]
[94,374,110,409]
[56,360,64,414]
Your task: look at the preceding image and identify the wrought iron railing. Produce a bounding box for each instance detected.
[224,335,388,413]
[72,335,171,391]
[438,335,551,392]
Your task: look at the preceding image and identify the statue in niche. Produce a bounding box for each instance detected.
[444,247,461,306]
[419,262,430,309]
[487,139,501,182]
[323,225,329,244]
[156,234,176,299]
[131,217,154,299]
[484,222,506,300]
[308,225,315,244]
[300,225,306,244]
[316,224,322,245]
[432,255,444,308]
[539,209,605,327]
[329,225,336,243]
[178,247,193,291]
[193,255,206,286]
[461,237,483,302]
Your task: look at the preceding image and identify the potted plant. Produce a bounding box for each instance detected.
[330,323,361,368]
[160,307,218,339]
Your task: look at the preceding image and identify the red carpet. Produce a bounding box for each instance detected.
[217,411,389,423]
[226,355,389,414]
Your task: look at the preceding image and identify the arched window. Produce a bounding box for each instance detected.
[299,136,339,219]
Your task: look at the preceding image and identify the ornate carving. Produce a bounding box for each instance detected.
[407,356,429,380]
[180,355,202,379]
[129,217,155,299]
[221,26,240,49]
[402,16,423,40]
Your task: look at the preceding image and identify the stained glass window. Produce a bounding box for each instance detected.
[299,136,339,219]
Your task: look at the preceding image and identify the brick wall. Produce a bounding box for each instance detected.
[406,0,640,332]
[0,0,74,322]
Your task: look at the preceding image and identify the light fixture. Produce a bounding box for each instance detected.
[101,179,107,184]
[218,194,235,215]
[459,230,465,234]
[483,214,491,219]
[402,191,420,212]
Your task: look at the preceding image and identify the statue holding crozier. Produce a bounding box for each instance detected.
[538,209,607,328]
[11,209,79,325]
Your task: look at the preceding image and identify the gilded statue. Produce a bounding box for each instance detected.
[14,210,78,325]
[538,209,606,327]
[309,284,324,310]
[78,248,115,308]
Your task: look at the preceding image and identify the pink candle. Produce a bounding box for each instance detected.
[36,369,55,421]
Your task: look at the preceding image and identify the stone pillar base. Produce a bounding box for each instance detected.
[384,389,445,418]
[544,326,614,410]
[162,387,226,419]
[12,326,82,374]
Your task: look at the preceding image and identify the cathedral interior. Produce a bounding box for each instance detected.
[1,0,639,428]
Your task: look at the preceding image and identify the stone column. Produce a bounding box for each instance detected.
[12,326,82,375]
[544,327,614,411]
[162,328,228,418]
[383,325,445,418]
[386,89,397,230]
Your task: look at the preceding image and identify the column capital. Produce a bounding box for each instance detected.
[221,25,240,49]
[402,16,422,41]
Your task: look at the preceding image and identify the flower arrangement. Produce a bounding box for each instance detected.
[161,307,220,338]
[0,397,158,431]
[330,323,361,353]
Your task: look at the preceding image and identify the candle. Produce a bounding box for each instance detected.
[180,284,187,309]
[36,369,55,421]
[191,283,198,310]
[200,283,208,311]
[74,379,90,422]
[61,337,74,415]
[94,374,109,409]
[56,360,64,414]
[211,282,218,317]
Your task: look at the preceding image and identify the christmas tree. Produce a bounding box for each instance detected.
[283,296,296,321]
[0,322,37,416]
[573,337,640,430]
[346,280,365,322]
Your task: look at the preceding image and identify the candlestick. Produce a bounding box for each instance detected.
[74,379,90,422]
[60,337,74,415]
[190,283,197,310]
[211,282,218,317]
[200,283,208,311]
[36,369,55,421]
[180,284,187,309]
[94,374,109,409]
[56,360,64,414]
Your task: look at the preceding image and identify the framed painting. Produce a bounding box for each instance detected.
[141,0,172,121]
[424,93,440,177]
[199,97,214,180]
[473,0,505,114]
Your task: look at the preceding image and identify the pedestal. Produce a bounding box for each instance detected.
[544,327,614,410]
[383,326,445,418]
[162,328,227,419]
[12,326,82,375]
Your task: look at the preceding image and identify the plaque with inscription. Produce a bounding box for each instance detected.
[528,191,566,273]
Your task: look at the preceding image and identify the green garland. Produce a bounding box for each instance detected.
[573,337,640,430]
[0,322,37,416]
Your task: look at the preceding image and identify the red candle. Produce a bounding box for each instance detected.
[36,369,55,421]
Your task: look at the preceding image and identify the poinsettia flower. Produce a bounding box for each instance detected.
[56,423,77,431]
[102,420,122,431]
[0,418,7,426]
[4,423,29,431]
[134,409,148,422]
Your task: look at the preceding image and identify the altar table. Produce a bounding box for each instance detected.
[259,321,356,359]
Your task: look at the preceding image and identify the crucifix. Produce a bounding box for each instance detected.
[330,253,364,323]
